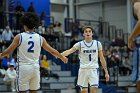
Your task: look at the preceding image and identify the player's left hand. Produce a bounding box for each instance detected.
[61,56,68,63]
[105,73,110,82]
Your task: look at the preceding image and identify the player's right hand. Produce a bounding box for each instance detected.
[128,38,135,50]
[0,53,2,59]
[61,56,68,63]
[105,73,110,82]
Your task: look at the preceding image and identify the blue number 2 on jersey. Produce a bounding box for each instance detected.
[28,41,34,53]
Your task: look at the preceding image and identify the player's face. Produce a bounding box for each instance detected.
[83,28,93,39]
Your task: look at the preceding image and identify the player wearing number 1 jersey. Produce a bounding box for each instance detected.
[61,26,109,93]
[0,13,68,93]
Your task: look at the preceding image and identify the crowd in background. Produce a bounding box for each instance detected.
[0,1,135,92]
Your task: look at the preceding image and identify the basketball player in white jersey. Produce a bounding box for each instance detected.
[61,26,109,93]
[128,0,140,50]
[128,0,140,92]
[0,13,68,93]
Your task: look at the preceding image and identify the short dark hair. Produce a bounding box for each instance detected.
[82,26,94,33]
[20,12,40,29]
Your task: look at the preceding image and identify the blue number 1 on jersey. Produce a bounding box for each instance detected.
[89,54,91,61]
[28,41,34,53]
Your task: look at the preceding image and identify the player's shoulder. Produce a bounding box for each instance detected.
[19,32,27,35]
[93,40,101,43]
[21,32,41,36]
[21,31,38,34]
[93,40,102,46]
[78,40,83,43]
[76,40,84,45]
[14,33,20,38]
[78,40,85,43]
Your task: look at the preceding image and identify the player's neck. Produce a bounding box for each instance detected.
[24,25,34,32]
[85,38,92,43]
[25,29,34,32]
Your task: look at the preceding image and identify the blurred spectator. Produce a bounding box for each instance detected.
[70,35,79,48]
[54,21,65,36]
[40,11,47,27]
[0,0,4,28]
[69,36,79,63]
[38,25,45,34]
[15,1,24,30]
[71,25,79,37]
[15,1,24,13]
[40,55,59,80]
[107,55,117,76]
[105,47,120,76]
[27,2,35,12]
[53,21,64,49]
[1,55,11,70]
[106,49,115,68]
[3,63,16,92]
[2,26,14,48]
[110,36,125,47]
[120,56,132,76]
[0,68,6,77]
[41,55,51,70]
[46,24,54,35]
[9,56,16,69]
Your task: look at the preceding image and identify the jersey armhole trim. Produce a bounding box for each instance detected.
[97,40,99,52]
[79,41,81,52]
[39,36,42,47]
[18,34,22,47]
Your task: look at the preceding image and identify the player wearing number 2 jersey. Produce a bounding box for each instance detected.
[61,26,109,93]
[0,13,68,93]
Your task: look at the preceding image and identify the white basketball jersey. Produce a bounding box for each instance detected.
[73,40,102,68]
[17,32,43,65]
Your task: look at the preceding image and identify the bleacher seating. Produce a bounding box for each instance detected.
[127,87,136,93]
[40,65,76,93]
[117,75,137,93]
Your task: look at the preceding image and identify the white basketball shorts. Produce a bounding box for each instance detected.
[16,64,40,92]
[77,68,99,88]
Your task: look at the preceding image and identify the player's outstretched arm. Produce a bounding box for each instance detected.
[42,37,68,63]
[61,47,77,57]
[128,2,140,50]
[99,50,110,82]
[128,21,140,50]
[0,34,20,58]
